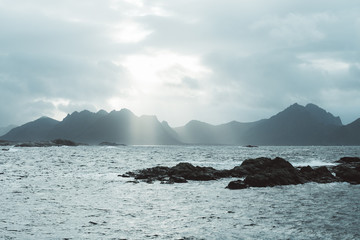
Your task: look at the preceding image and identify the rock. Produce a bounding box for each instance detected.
[335,157,360,164]
[299,166,337,183]
[160,176,188,184]
[126,180,140,184]
[299,165,313,173]
[51,139,79,146]
[169,163,219,181]
[228,166,248,178]
[15,142,53,147]
[232,157,295,176]
[126,166,170,180]
[124,162,231,183]
[0,140,13,146]
[333,165,360,184]
[99,142,126,146]
[169,176,188,183]
[14,139,80,147]
[122,157,360,188]
[244,169,303,187]
[331,156,360,184]
[226,180,248,189]
[229,157,304,189]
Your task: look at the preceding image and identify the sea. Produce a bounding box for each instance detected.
[1,145,360,240]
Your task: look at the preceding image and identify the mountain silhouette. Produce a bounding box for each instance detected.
[241,103,342,145]
[1,109,180,145]
[174,103,349,145]
[1,117,60,142]
[0,103,359,145]
[328,118,360,145]
[174,120,262,145]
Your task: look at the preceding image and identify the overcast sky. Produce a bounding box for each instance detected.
[1,0,360,127]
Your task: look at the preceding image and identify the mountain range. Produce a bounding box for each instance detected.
[1,103,359,145]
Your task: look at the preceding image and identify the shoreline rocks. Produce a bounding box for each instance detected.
[332,157,360,184]
[122,156,360,189]
[99,142,126,146]
[14,139,81,147]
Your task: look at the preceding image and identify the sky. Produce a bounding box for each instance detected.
[1,0,360,127]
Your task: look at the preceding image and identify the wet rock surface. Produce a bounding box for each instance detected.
[123,156,360,189]
[299,166,338,184]
[331,157,360,184]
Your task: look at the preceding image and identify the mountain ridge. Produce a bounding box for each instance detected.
[1,103,359,145]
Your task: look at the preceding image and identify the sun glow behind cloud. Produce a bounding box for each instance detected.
[105,50,213,123]
[120,50,211,93]
[112,21,152,43]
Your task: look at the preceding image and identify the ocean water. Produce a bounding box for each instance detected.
[1,145,360,239]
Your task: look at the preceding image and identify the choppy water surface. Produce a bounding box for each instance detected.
[1,145,360,239]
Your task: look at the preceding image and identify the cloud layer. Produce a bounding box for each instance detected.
[1,0,359,127]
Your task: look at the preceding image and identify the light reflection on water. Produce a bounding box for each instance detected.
[1,145,360,239]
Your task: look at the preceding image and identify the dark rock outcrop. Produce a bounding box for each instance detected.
[227,157,304,189]
[51,139,79,146]
[331,157,360,184]
[299,166,337,183]
[125,162,231,183]
[335,157,360,164]
[333,165,360,184]
[123,156,360,189]
[226,180,247,189]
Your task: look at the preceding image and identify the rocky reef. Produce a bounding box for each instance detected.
[121,157,360,189]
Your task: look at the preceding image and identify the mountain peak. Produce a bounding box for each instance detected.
[278,103,342,126]
[305,103,342,126]
[96,109,108,115]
